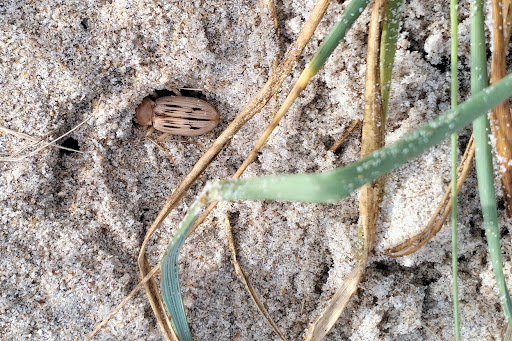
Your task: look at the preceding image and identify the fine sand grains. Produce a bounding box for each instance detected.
[0,0,507,340]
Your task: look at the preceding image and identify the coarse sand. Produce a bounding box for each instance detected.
[0,0,510,340]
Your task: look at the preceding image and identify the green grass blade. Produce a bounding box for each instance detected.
[470,0,512,326]
[210,73,512,204]
[380,0,402,116]
[160,197,207,341]
[450,0,460,337]
[306,0,372,77]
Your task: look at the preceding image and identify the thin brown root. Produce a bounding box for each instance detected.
[385,136,475,257]
[0,118,89,162]
[136,1,332,338]
[85,264,161,341]
[327,119,361,153]
[225,216,288,341]
[147,136,175,164]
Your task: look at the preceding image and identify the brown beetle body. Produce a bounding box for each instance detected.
[135,96,219,137]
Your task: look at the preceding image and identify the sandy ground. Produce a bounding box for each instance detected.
[1,0,510,340]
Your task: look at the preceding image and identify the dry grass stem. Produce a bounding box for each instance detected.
[327,119,361,153]
[306,1,387,339]
[0,126,80,156]
[422,324,444,341]
[305,266,364,340]
[384,136,475,257]
[136,1,332,338]
[224,217,288,341]
[358,0,387,264]
[503,324,512,341]
[490,0,512,215]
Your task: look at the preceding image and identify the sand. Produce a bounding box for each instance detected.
[0,0,509,340]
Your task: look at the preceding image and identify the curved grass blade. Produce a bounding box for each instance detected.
[160,195,208,341]
[210,73,512,204]
[470,0,512,326]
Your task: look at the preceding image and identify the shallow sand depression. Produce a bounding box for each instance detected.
[0,0,510,340]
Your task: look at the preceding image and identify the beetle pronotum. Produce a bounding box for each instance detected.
[135,94,219,141]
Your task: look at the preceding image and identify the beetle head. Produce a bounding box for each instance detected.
[135,98,155,126]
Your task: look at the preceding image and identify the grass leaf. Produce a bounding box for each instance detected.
[470,0,512,327]
[450,0,460,337]
[380,0,402,116]
[210,73,512,204]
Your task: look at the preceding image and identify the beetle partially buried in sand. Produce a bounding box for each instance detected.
[135,91,219,141]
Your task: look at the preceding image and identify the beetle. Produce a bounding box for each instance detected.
[135,91,219,141]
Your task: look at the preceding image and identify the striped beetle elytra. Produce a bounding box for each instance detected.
[135,94,219,139]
